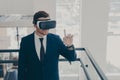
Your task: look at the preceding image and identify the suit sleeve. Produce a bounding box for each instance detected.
[57,36,77,61]
[18,38,27,80]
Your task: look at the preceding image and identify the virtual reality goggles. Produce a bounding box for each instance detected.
[37,20,56,30]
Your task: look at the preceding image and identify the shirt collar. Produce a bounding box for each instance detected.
[34,32,47,39]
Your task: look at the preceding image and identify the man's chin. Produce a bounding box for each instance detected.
[41,33,48,36]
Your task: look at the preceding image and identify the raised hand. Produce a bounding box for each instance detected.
[63,29,73,46]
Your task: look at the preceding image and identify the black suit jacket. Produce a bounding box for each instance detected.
[18,32,76,80]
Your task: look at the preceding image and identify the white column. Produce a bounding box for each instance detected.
[81,0,109,71]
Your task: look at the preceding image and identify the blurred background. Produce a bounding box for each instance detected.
[0,0,120,80]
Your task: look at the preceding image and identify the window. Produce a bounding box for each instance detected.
[107,0,120,74]
[56,0,81,48]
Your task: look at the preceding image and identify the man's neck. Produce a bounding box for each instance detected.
[35,31,44,38]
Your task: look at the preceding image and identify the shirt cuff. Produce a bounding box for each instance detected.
[66,45,75,50]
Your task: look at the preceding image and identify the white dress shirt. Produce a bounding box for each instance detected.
[34,33,47,60]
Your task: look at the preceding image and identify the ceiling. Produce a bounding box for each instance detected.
[0,15,33,27]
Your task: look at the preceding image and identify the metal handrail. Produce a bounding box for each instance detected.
[0,48,108,80]
[78,58,91,80]
[84,48,108,80]
[0,49,19,53]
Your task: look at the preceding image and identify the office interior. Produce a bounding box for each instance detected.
[0,0,120,80]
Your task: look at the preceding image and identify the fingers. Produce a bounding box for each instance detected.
[64,29,73,38]
[64,34,73,41]
[66,34,73,39]
[63,34,73,46]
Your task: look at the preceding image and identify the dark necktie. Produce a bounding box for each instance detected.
[39,38,45,80]
[39,38,45,62]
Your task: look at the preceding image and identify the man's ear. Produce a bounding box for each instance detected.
[33,24,37,28]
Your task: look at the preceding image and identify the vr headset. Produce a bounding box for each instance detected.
[37,20,56,30]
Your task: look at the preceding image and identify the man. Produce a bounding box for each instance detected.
[18,11,76,80]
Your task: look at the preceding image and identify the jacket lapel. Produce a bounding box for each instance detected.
[31,32,40,61]
[45,34,49,57]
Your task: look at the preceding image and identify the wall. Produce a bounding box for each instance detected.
[0,0,56,18]
[81,0,109,72]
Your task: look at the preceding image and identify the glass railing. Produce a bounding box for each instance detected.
[76,48,108,80]
[0,48,108,80]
